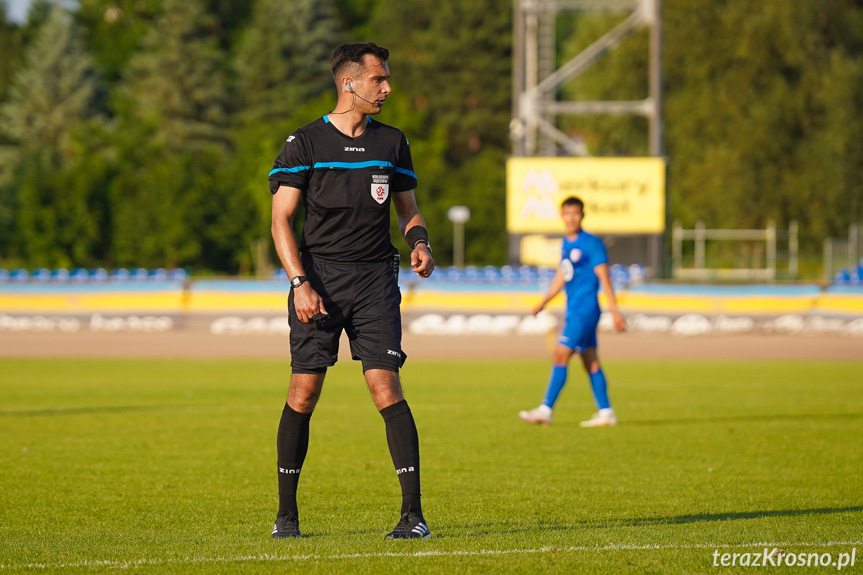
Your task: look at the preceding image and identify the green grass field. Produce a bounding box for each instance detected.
[1,357,862,574]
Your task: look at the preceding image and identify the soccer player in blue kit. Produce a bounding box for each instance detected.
[519,196,626,427]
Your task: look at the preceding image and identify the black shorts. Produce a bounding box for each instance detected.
[288,255,407,374]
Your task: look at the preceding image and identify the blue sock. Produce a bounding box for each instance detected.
[541,365,568,409]
[589,369,611,410]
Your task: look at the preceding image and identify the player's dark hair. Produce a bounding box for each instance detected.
[561,196,584,210]
[331,43,390,79]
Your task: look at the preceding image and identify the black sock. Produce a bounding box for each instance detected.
[380,400,422,516]
[276,403,311,518]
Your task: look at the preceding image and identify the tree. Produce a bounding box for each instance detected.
[233,0,339,126]
[108,0,229,269]
[0,2,106,267]
[75,0,163,83]
[663,0,863,254]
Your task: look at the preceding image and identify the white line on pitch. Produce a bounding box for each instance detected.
[3,540,861,570]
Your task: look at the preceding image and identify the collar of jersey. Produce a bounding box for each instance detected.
[323,115,372,125]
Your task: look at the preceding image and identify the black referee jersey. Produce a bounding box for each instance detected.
[268,115,418,262]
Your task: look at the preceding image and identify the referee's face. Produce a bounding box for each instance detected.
[355,55,392,114]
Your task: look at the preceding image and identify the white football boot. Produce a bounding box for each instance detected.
[519,405,552,425]
[579,408,617,427]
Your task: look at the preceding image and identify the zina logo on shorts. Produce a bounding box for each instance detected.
[387,349,402,358]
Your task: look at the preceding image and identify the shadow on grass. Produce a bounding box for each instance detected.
[605,505,863,527]
[442,506,863,538]
[623,412,863,426]
[0,405,189,417]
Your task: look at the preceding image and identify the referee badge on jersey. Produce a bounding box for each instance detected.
[372,183,389,204]
[371,174,390,204]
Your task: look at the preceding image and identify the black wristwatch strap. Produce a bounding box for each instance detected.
[290,275,307,289]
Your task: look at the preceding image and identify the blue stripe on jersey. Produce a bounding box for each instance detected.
[269,166,310,176]
[394,167,418,180]
[271,162,416,180]
[314,160,394,170]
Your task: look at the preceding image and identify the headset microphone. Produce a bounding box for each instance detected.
[346,82,380,107]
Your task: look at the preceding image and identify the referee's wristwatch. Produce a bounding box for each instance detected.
[290,275,308,289]
[414,240,432,254]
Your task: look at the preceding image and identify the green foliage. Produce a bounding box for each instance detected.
[2,0,863,272]
[664,0,863,252]
[233,0,339,125]
[75,0,163,82]
[0,2,24,104]
[104,0,231,270]
[0,3,106,267]
[118,0,227,149]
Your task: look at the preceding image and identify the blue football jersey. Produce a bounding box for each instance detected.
[559,231,608,314]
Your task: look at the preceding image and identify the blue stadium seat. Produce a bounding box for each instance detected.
[628,263,647,285]
[70,268,89,283]
[168,268,188,281]
[499,265,515,282]
[148,268,168,281]
[273,268,288,280]
[32,268,51,283]
[50,268,69,283]
[444,266,465,281]
[131,268,149,282]
[11,268,29,282]
[609,264,630,287]
[835,268,851,284]
[111,268,130,282]
[482,265,502,282]
[463,265,481,282]
[517,265,539,282]
[90,268,108,282]
[0,269,8,282]
[537,266,556,281]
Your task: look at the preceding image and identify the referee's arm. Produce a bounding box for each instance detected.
[393,190,434,278]
[272,185,326,322]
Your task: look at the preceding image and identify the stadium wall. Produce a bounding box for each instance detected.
[1,279,862,338]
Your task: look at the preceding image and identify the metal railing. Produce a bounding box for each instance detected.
[671,220,798,281]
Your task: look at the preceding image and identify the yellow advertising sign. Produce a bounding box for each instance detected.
[507,157,666,234]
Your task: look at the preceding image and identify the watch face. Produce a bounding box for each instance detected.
[291,277,301,288]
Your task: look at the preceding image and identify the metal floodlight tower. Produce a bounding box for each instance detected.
[511,0,663,158]
[510,0,664,272]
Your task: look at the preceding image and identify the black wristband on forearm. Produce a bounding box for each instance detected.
[405,226,430,249]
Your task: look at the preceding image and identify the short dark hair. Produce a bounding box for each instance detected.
[561,196,584,210]
[330,43,390,80]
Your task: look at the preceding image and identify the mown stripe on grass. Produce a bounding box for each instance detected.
[3,539,861,570]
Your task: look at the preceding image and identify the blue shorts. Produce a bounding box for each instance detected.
[557,310,599,352]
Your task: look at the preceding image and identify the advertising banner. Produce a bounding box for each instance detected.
[507,157,666,234]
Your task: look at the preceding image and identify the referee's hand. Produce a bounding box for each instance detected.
[411,244,434,278]
[293,283,328,323]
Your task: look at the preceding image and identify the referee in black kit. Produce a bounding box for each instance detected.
[268,43,435,540]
